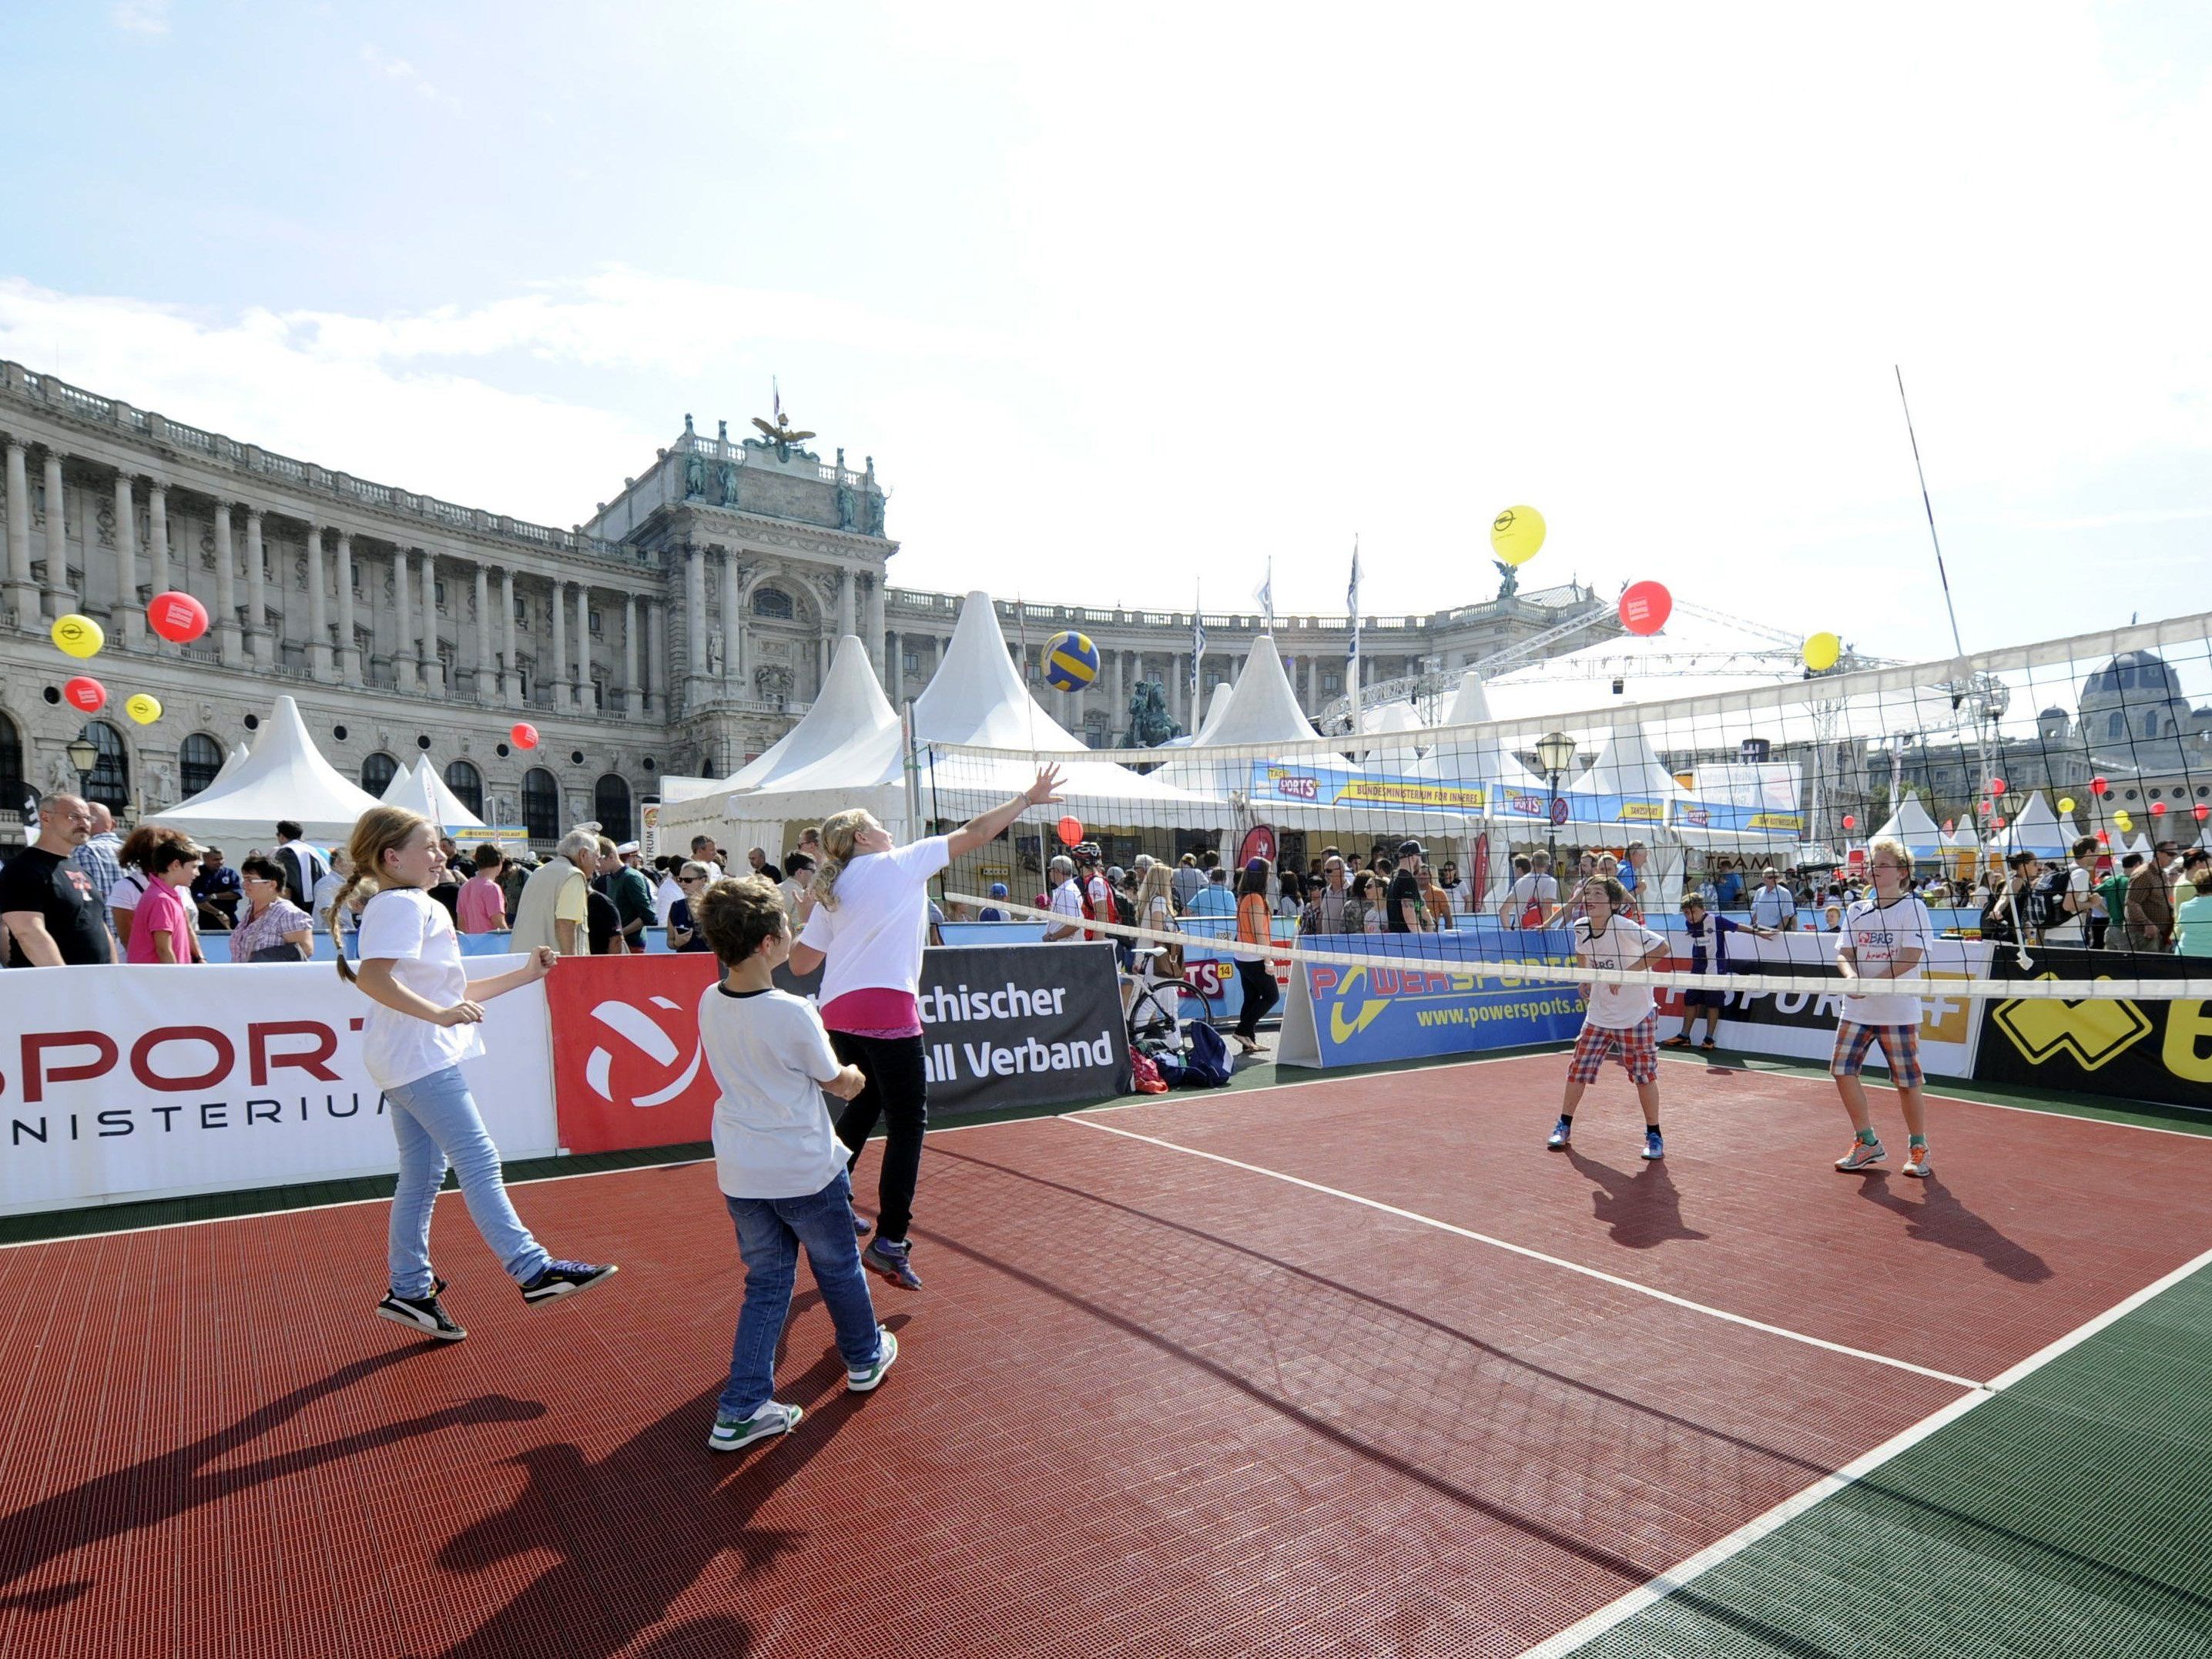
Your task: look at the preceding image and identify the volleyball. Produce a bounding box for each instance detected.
[1042,629,1100,692]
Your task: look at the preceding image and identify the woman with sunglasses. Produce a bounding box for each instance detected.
[666,861,717,952]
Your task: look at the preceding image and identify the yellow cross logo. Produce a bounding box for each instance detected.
[1992,976,2153,1071]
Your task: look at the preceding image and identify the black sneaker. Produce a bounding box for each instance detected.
[521,1260,619,1306]
[376,1289,466,1342]
[861,1238,922,1290]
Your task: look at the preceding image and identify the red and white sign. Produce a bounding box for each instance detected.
[0,959,556,1215]
[546,953,722,1155]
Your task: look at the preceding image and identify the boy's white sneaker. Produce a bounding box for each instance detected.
[847,1326,899,1393]
[709,1402,802,1453]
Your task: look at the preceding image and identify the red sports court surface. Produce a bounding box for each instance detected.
[2,1055,2208,1658]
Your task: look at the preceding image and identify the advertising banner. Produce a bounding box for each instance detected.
[1647,925,1989,1079]
[1969,944,2212,1111]
[1276,930,1587,1068]
[0,958,557,1215]
[1249,760,1488,817]
[547,943,1133,1156]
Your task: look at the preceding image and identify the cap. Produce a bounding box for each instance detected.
[615,841,639,855]
[1397,839,1425,859]
[989,882,1009,897]
[1245,856,1268,873]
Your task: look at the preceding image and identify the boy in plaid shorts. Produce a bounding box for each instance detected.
[1548,876,1671,1161]
[1832,836,1936,1178]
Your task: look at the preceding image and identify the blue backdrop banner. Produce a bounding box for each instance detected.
[1275,930,1587,1067]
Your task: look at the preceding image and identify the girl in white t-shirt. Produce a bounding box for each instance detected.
[329,806,617,1343]
[790,764,1065,1291]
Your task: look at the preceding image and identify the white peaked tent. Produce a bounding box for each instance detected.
[1942,818,1981,877]
[382,755,487,830]
[1193,682,1234,744]
[1987,789,2069,859]
[209,742,251,790]
[149,695,385,850]
[1870,792,1946,861]
[1413,673,1550,793]
[1357,699,1426,766]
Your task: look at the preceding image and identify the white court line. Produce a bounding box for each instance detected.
[1518,1235,2212,1658]
[1062,1114,1982,1391]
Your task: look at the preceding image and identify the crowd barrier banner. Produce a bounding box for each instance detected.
[1275,930,1587,1068]
[0,957,557,1215]
[547,942,1133,1156]
[1649,925,1991,1080]
[1969,943,2212,1111]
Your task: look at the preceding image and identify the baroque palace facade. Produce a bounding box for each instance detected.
[0,359,1601,848]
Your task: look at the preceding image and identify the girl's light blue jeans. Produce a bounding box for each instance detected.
[384,1064,551,1299]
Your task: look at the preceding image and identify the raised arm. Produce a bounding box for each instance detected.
[947,765,1065,860]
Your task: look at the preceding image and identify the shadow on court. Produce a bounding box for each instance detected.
[0,1346,544,1614]
[1854,1172,2053,1282]
[1564,1147,1711,1249]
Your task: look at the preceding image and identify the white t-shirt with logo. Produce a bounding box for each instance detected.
[699,984,850,1200]
[797,836,951,1006]
[1574,914,1668,1029]
[1838,894,1935,1027]
[354,887,484,1090]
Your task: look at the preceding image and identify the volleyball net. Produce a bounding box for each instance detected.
[917,608,2212,1012]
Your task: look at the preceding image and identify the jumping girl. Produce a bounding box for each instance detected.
[330,805,617,1342]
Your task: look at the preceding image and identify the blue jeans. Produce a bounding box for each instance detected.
[719,1171,883,1421]
[384,1064,552,1300]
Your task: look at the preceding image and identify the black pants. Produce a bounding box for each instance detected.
[829,1031,928,1245]
[1235,958,1280,1040]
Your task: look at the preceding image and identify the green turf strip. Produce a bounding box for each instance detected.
[1569,1263,2212,1658]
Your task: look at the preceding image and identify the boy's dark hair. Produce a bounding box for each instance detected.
[785,852,815,873]
[699,874,787,967]
[1199,849,1219,870]
[150,841,203,876]
[474,843,504,873]
[276,819,303,841]
[2122,853,2144,870]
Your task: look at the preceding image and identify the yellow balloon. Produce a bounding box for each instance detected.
[52,613,104,659]
[125,693,163,726]
[1489,505,1547,567]
[1801,631,1842,672]
[2057,797,2076,815]
[2114,810,2133,832]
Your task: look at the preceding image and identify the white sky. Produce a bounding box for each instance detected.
[2,2,2207,664]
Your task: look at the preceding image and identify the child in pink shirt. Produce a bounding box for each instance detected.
[455,846,508,934]
[127,842,204,964]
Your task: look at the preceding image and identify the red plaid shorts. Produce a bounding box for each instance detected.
[1830,1021,1924,1089]
[1568,1014,1659,1085]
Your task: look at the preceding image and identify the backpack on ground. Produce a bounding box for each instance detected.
[1179,1022,1233,1088]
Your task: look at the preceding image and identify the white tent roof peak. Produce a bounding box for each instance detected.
[148,694,385,848]
[383,755,487,828]
[719,635,900,793]
[1199,632,1320,749]
[1441,671,1494,729]
[912,592,1088,752]
[1566,725,1696,803]
[1193,682,1234,744]
[1872,792,1943,855]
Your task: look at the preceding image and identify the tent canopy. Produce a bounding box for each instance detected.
[148,695,384,850]
[1870,792,1945,860]
[1988,789,2071,859]
[382,755,487,830]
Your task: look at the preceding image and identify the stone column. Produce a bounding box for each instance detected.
[3,439,32,623]
[837,565,855,639]
[112,473,139,644]
[392,544,415,692]
[1111,649,1126,737]
[147,482,170,596]
[501,568,518,704]
[244,508,271,667]
[474,563,492,705]
[41,451,69,618]
[550,577,569,709]
[864,571,886,679]
[683,545,705,706]
[622,592,639,715]
[574,581,591,709]
[213,503,243,666]
[335,532,360,685]
[306,527,332,680]
[647,599,666,712]
[419,551,442,696]
[883,628,900,699]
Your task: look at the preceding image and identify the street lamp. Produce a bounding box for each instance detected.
[1535,729,1577,887]
[65,736,99,790]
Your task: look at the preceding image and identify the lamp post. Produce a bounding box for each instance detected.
[1536,729,1577,893]
[66,736,98,795]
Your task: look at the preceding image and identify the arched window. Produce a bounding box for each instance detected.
[593,773,634,843]
[751,586,793,620]
[445,759,484,818]
[0,709,26,815]
[180,733,225,797]
[361,752,400,796]
[522,768,560,844]
[2108,713,2123,741]
[2145,713,2160,739]
[79,721,129,813]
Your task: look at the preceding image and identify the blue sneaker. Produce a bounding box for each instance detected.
[1641,1128,1664,1161]
[852,1206,872,1238]
[1547,1118,1571,1150]
[862,1238,922,1290]
[707,1402,801,1453]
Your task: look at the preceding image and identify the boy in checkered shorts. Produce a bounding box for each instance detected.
[1547,876,1672,1161]
[1832,836,1936,1178]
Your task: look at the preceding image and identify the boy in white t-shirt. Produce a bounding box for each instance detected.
[1547,877,1672,1161]
[697,875,898,1453]
[1832,837,1937,1178]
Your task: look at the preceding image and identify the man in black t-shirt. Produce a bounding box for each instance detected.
[1385,839,1426,934]
[0,794,118,966]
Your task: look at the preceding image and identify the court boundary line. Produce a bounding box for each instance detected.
[1516,1235,2212,1658]
[1062,1114,1984,1389]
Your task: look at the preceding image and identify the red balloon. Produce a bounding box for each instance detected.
[1989,778,2006,797]
[2197,804,2210,823]
[1056,816,1083,847]
[1842,814,1856,830]
[63,675,106,713]
[1977,799,1992,814]
[1618,581,1672,635]
[1991,816,2006,830]
[147,589,209,644]
[2152,801,2168,816]
[2090,776,2109,796]
[510,722,539,750]
[2096,828,2110,844]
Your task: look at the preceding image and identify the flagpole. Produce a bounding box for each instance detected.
[1346,535,1362,739]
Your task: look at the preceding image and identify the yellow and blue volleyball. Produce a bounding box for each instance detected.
[1042,629,1100,692]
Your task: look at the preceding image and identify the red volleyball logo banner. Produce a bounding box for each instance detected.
[546,954,722,1154]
